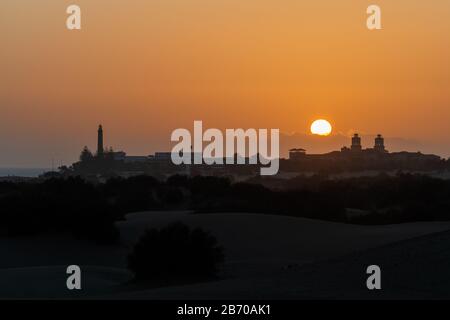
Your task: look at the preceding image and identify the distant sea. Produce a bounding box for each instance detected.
[0,168,51,177]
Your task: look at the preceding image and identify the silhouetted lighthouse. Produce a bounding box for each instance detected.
[97,125,104,156]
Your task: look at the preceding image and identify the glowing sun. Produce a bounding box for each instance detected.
[311,119,332,136]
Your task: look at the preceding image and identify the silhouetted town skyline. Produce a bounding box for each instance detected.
[47,125,447,180]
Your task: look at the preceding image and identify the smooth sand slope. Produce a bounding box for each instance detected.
[110,212,450,299]
[0,266,130,299]
[2,211,450,299]
[107,229,450,299]
[119,211,450,277]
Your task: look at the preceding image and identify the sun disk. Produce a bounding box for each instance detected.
[311,119,332,136]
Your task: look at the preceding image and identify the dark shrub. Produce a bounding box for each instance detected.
[127,222,224,282]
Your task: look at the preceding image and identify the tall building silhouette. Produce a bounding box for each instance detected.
[351,133,362,152]
[374,134,386,152]
[97,125,104,156]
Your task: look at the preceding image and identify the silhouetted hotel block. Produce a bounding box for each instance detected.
[286,133,442,172]
[340,133,387,154]
[289,148,306,160]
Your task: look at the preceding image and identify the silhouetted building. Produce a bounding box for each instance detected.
[124,156,148,163]
[112,151,126,161]
[97,125,104,156]
[69,125,446,178]
[289,148,306,160]
[374,134,386,152]
[351,134,362,152]
[282,132,445,173]
[154,152,173,161]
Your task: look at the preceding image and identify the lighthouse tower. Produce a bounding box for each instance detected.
[97,125,104,156]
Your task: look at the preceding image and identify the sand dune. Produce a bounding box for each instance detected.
[109,229,450,300]
[119,211,450,276]
[109,213,450,299]
[2,211,450,299]
[0,266,131,299]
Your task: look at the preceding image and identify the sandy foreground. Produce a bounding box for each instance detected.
[1,211,450,299]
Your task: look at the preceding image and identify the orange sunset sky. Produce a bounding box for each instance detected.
[1,0,450,167]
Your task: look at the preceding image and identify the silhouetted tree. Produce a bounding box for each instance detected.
[79,146,94,162]
[127,222,224,282]
[3,174,450,243]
